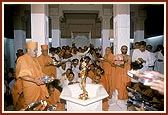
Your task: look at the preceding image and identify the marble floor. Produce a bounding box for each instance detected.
[108,98,128,111]
[4,97,130,111]
[4,99,130,111]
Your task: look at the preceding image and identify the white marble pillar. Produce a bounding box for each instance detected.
[101,16,111,55]
[5,38,15,69]
[113,4,130,55]
[134,17,145,42]
[31,4,49,56]
[50,15,61,48]
[14,30,26,68]
[14,30,26,52]
[13,8,26,68]
[13,5,27,53]
[101,29,110,55]
[134,30,144,42]
[52,29,60,47]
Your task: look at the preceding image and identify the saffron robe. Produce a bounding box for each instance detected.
[47,88,64,111]
[13,53,49,109]
[101,53,116,98]
[37,54,56,78]
[87,70,95,80]
[115,54,131,100]
[92,77,109,111]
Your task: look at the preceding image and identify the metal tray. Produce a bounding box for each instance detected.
[41,76,54,84]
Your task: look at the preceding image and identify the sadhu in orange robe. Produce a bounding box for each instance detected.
[46,88,64,111]
[115,54,131,100]
[87,69,95,80]
[100,74,109,111]
[37,54,56,78]
[92,75,109,111]
[101,51,116,98]
[12,53,49,110]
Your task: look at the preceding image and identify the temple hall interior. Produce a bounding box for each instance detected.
[3,3,165,112]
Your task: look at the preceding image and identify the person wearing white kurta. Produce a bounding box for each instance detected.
[61,58,72,69]
[146,45,156,71]
[71,64,80,82]
[71,47,90,61]
[59,68,72,87]
[130,42,140,56]
[61,72,76,88]
[9,79,15,93]
[154,50,164,74]
[49,51,61,62]
[132,49,154,73]
[56,63,68,79]
[148,52,156,71]
[131,42,154,84]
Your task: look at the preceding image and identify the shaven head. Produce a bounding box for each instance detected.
[41,45,48,56]
[121,45,128,54]
[105,47,111,54]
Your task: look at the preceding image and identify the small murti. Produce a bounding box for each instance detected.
[78,61,89,100]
